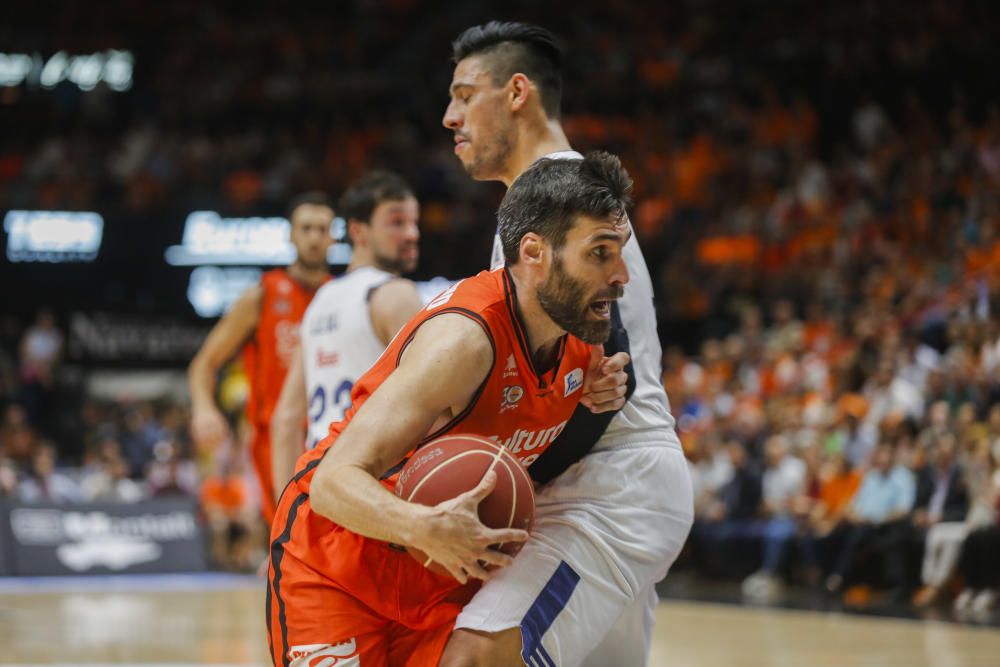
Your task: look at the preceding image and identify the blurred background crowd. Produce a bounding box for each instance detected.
[2,0,999,616]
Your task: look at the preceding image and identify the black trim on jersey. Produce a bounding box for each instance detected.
[502,267,566,388]
[379,307,497,481]
[365,276,403,303]
[268,491,310,667]
[528,301,636,485]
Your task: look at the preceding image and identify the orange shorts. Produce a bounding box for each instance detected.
[266,485,477,666]
[250,429,276,525]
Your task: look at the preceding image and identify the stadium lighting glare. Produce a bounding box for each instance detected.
[0,50,133,91]
[3,210,104,262]
[165,210,352,267]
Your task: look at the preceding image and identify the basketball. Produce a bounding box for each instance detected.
[395,433,535,574]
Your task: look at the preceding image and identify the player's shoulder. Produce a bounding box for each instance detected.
[423,268,507,316]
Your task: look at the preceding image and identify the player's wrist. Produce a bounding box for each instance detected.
[395,501,437,548]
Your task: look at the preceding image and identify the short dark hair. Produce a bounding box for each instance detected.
[498,152,633,265]
[338,171,414,224]
[452,21,563,118]
[287,191,333,220]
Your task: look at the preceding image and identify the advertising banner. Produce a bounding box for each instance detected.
[3,497,208,575]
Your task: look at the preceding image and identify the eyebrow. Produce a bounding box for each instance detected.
[589,230,630,245]
[449,81,475,95]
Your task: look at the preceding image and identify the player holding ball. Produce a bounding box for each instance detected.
[266,152,632,667]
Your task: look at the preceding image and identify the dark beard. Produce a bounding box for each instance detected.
[373,251,415,275]
[536,258,612,345]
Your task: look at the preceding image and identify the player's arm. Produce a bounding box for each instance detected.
[369,279,424,345]
[270,345,307,495]
[187,285,262,451]
[529,303,635,485]
[309,314,529,583]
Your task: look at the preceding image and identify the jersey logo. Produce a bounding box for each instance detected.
[500,385,524,413]
[564,368,584,397]
[489,419,569,466]
[316,348,339,367]
[274,298,292,315]
[287,638,359,666]
[503,354,518,379]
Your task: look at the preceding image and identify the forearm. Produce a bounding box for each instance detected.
[310,463,430,545]
[187,357,218,409]
[270,415,305,494]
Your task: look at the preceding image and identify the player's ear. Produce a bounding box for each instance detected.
[519,232,545,266]
[509,73,530,112]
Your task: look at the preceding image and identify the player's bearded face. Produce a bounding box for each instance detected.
[370,198,420,274]
[537,254,622,344]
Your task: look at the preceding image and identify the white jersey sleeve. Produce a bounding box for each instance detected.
[300,266,396,447]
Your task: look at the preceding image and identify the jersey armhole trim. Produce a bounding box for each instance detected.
[378,307,496,480]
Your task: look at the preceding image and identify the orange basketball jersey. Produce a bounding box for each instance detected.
[267,268,595,666]
[244,269,329,430]
[293,267,594,492]
[244,268,329,521]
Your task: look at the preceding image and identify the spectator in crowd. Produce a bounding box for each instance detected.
[792,453,862,583]
[825,444,916,596]
[949,447,1000,618]
[18,310,62,429]
[741,435,807,600]
[905,435,969,588]
[915,441,997,607]
[17,443,81,504]
[80,436,145,503]
[689,441,762,576]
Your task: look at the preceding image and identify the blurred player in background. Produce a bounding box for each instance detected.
[270,171,423,496]
[441,21,694,667]
[188,193,334,524]
[266,153,632,667]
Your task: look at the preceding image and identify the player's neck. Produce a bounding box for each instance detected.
[286,261,329,288]
[506,268,566,370]
[500,120,572,187]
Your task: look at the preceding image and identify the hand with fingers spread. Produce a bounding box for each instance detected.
[580,346,631,414]
[407,471,529,584]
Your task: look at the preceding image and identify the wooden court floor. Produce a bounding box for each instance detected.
[1,575,998,666]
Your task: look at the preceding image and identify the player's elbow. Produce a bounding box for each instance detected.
[307,464,352,521]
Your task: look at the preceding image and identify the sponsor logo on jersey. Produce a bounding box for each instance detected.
[564,367,584,397]
[309,312,339,335]
[275,320,301,365]
[489,419,568,456]
[500,385,524,413]
[277,279,292,294]
[316,348,339,367]
[288,638,359,666]
[503,353,518,379]
[274,298,292,315]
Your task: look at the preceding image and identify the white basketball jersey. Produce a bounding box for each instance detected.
[492,151,678,450]
[300,266,395,447]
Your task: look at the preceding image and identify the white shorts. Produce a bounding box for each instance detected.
[455,440,693,666]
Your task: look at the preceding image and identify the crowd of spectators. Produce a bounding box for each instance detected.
[0,311,263,570]
[2,0,1000,611]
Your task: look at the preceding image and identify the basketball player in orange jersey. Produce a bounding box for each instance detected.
[188,193,334,524]
[270,171,423,498]
[266,153,632,667]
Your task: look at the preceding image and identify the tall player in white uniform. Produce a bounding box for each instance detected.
[270,171,424,493]
[440,23,694,667]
